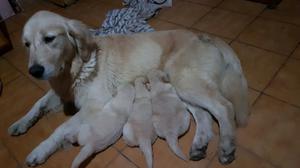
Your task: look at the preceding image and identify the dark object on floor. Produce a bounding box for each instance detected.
[247,0,282,9]
[0,19,13,56]
[0,78,3,96]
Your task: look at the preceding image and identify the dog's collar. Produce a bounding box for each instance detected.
[72,50,99,88]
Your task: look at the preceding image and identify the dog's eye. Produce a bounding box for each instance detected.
[24,42,30,48]
[44,36,56,44]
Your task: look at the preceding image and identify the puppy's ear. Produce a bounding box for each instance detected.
[66,20,95,62]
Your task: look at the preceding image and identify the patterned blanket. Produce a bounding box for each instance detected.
[91,0,172,36]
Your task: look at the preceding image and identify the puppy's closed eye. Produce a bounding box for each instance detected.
[44,36,56,44]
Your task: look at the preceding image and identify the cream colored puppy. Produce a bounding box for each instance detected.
[123,77,157,168]
[148,70,190,160]
[26,84,135,168]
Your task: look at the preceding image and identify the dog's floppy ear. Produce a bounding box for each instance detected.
[66,19,95,62]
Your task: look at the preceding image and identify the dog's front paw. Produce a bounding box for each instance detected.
[26,149,48,167]
[8,121,28,136]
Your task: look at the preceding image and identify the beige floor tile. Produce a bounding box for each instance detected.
[0,76,45,137]
[231,42,286,91]
[159,1,211,27]
[208,147,274,168]
[291,45,300,59]
[149,19,185,31]
[237,95,300,168]
[238,18,300,55]
[0,76,52,163]
[219,0,266,16]
[186,0,222,7]
[106,154,137,168]
[193,9,254,39]
[265,58,300,106]
[248,88,260,105]
[0,141,19,168]
[122,121,217,168]
[0,58,21,85]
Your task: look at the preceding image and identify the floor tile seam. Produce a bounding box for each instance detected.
[2,57,47,92]
[0,139,23,167]
[233,40,291,57]
[230,6,267,45]
[260,43,297,93]
[182,0,225,8]
[237,144,282,168]
[260,92,300,109]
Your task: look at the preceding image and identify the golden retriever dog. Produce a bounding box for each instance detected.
[123,77,157,168]
[8,10,248,166]
[147,69,190,160]
[26,83,135,168]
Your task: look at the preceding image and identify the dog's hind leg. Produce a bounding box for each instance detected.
[187,105,214,161]
[8,90,62,136]
[175,81,236,165]
[26,113,80,167]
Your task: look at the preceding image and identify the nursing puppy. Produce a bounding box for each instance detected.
[26,84,135,168]
[123,77,157,168]
[148,70,190,160]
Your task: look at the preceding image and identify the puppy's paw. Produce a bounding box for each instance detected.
[26,148,48,167]
[8,122,28,136]
[189,145,207,161]
[218,148,235,165]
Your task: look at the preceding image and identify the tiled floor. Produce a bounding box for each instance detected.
[0,0,300,168]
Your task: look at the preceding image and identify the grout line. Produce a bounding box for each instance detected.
[234,40,290,57]
[260,14,300,28]
[118,152,141,168]
[237,145,281,168]
[182,0,224,8]
[260,44,298,92]
[100,148,124,168]
[230,6,268,45]
[3,56,47,92]
[260,92,300,109]
[0,139,23,167]
[189,0,225,28]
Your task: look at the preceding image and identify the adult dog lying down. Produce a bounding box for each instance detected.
[8,11,248,166]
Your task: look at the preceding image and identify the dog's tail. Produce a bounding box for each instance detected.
[71,144,94,168]
[138,138,154,168]
[166,134,187,161]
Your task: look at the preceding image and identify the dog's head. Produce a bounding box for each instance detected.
[22,10,95,80]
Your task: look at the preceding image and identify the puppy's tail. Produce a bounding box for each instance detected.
[138,138,154,168]
[166,135,187,161]
[71,144,94,168]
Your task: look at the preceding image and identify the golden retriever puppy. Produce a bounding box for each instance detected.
[10,11,248,166]
[123,77,157,168]
[26,84,135,168]
[147,69,190,160]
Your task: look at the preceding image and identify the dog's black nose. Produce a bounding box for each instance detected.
[29,64,44,78]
